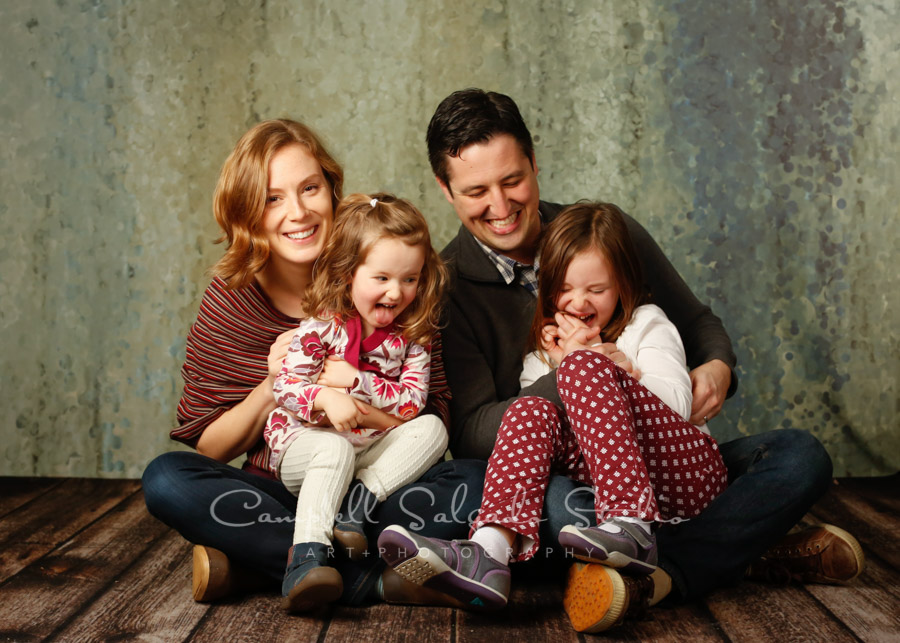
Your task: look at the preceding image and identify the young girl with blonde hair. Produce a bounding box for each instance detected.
[265,193,450,612]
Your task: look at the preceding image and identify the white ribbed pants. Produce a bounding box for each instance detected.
[278,414,448,545]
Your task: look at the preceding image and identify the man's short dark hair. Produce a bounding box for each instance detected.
[426,88,535,189]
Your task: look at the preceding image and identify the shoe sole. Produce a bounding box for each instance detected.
[558,527,657,575]
[820,524,865,584]
[380,567,469,609]
[282,567,343,613]
[192,545,231,602]
[333,526,369,562]
[378,526,508,611]
[563,563,626,633]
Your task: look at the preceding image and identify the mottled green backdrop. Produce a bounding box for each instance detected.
[2,0,897,478]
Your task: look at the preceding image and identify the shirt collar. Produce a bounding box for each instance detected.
[472,231,542,298]
[471,208,544,287]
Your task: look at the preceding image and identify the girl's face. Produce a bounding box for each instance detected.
[262,143,333,269]
[351,237,425,338]
[555,247,620,337]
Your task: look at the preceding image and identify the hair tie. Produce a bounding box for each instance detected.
[370,198,378,208]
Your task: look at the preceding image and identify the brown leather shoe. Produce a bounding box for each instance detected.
[192,545,234,602]
[380,567,468,609]
[746,524,865,585]
[563,562,654,633]
[192,545,268,602]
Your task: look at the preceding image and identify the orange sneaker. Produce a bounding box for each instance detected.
[563,562,654,633]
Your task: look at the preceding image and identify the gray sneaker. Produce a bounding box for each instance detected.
[558,522,658,575]
[377,525,511,611]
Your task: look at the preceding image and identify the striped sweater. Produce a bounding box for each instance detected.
[171,277,450,477]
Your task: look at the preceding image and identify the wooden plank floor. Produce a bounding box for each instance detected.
[0,475,897,642]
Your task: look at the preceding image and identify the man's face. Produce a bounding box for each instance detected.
[437,134,542,265]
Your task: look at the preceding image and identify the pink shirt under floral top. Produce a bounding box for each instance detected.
[263,315,431,473]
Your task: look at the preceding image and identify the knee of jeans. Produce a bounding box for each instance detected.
[544,475,594,528]
[141,452,187,517]
[770,429,833,498]
[439,458,487,486]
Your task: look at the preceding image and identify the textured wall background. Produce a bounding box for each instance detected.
[1,0,897,478]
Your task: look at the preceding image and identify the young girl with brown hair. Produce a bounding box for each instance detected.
[378,202,729,624]
[265,193,450,612]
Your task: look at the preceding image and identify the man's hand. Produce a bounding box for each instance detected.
[318,355,360,389]
[689,359,731,425]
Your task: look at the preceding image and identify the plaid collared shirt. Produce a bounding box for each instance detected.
[473,236,540,297]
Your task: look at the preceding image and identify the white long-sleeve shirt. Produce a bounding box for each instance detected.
[520,304,707,433]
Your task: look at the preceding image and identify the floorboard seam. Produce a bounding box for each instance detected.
[801,586,866,642]
[184,600,216,642]
[0,483,144,594]
[696,599,733,643]
[315,614,332,643]
[41,499,174,641]
[0,478,67,521]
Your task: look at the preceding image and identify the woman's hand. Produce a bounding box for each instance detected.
[197,328,296,462]
[689,359,731,424]
[268,329,297,379]
[318,355,360,389]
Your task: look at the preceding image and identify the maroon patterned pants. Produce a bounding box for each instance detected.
[473,350,728,561]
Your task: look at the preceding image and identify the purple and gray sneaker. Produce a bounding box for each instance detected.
[377,525,511,611]
[558,521,658,575]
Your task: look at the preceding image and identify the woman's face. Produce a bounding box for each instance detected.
[262,143,333,269]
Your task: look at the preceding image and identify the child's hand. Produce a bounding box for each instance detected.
[540,320,564,364]
[554,314,643,380]
[317,389,364,432]
[318,355,360,389]
[571,338,643,381]
[554,312,601,346]
[556,312,601,358]
[559,325,599,357]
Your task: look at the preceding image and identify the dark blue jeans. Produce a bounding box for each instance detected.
[539,428,833,600]
[142,452,486,604]
[145,428,831,604]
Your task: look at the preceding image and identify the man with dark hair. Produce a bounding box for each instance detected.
[380,88,863,633]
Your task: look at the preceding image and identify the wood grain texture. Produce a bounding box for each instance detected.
[47,530,208,641]
[189,590,326,642]
[810,482,900,572]
[0,476,895,642]
[804,556,900,643]
[0,491,168,640]
[325,603,455,643]
[0,477,63,519]
[704,582,858,642]
[0,478,140,583]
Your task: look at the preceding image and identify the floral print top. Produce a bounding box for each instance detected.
[263,316,431,472]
